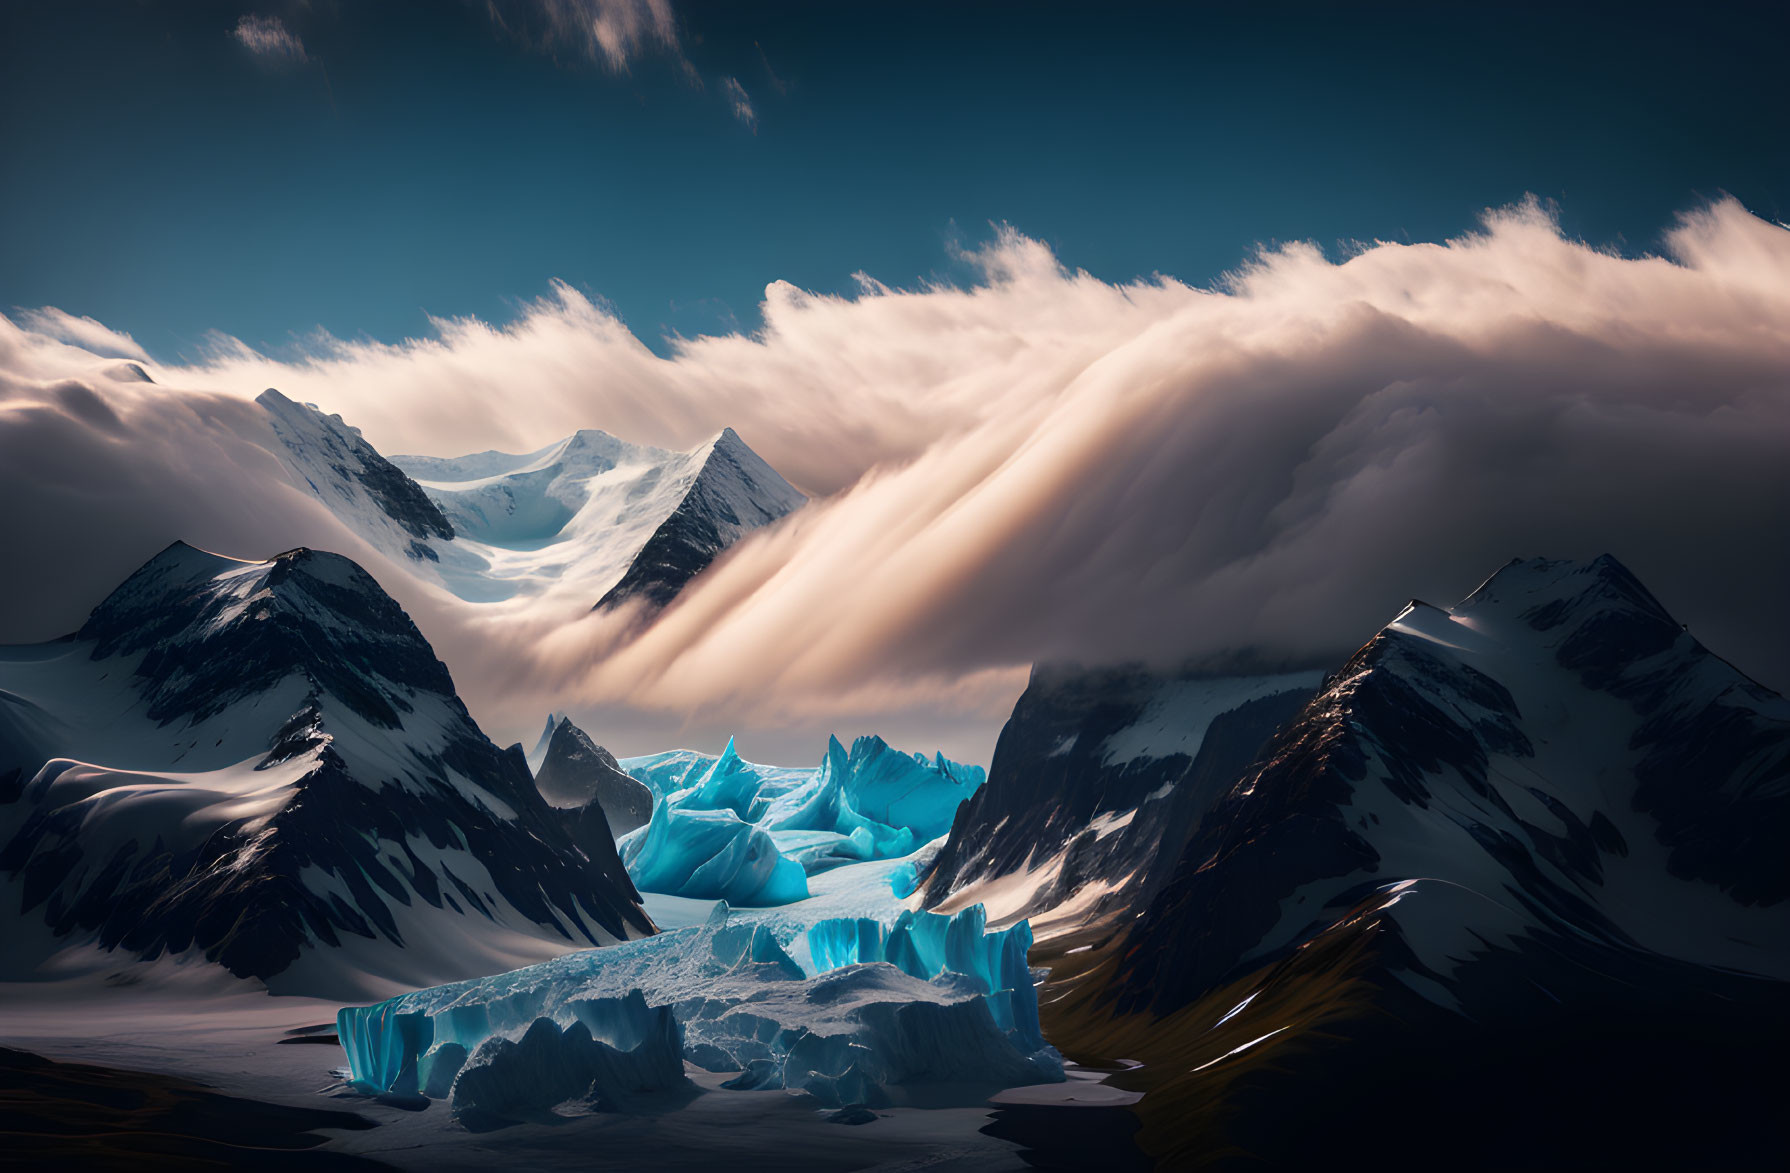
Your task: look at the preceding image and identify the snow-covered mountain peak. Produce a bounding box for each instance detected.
[688,426,806,515]
[590,426,806,613]
[1454,554,1677,641]
[86,538,256,600]
[0,544,654,995]
[257,389,455,558]
[701,426,753,460]
[556,426,635,459]
[253,392,806,614]
[402,428,644,493]
[76,541,455,730]
[1089,553,1790,1032]
[258,386,346,432]
[374,423,806,611]
[1376,554,1707,716]
[393,430,670,544]
[87,540,377,617]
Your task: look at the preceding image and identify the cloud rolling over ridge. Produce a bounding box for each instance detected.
[2,198,1787,759]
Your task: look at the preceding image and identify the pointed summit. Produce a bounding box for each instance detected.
[592,426,805,615]
[1456,554,1675,628]
[253,391,803,615]
[0,543,654,995]
[528,713,562,772]
[532,715,653,837]
[75,542,460,728]
[258,390,453,554]
[684,735,764,821]
[379,422,803,613]
[1446,554,1685,686]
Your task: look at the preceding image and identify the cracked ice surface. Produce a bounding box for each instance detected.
[337,896,1059,1116]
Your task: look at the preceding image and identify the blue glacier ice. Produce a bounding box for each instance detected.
[621,796,811,906]
[677,736,772,820]
[621,740,814,802]
[615,735,985,906]
[788,735,984,844]
[804,905,1042,1046]
[336,903,1059,1114]
[448,992,689,1127]
[883,840,943,901]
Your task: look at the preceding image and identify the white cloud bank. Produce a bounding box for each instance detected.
[3,198,1788,763]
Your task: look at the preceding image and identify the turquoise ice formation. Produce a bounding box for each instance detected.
[336,903,1058,1114]
[621,799,812,906]
[616,735,984,906]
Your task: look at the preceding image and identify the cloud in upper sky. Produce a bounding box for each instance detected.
[485,0,686,75]
[231,14,308,64]
[482,2,767,131]
[721,76,756,130]
[4,199,1789,763]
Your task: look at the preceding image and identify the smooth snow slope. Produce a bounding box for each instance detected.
[0,542,654,999]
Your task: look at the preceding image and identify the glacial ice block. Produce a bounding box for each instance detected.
[768,735,985,848]
[615,735,985,905]
[678,736,770,821]
[831,736,985,843]
[620,798,810,906]
[808,906,1041,1042]
[336,904,1059,1113]
[447,992,688,1126]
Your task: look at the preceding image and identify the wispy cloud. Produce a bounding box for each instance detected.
[6,200,1790,764]
[484,3,770,130]
[14,308,149,362]
[485,0,687,75]
[231,14,308,65]
[754,41,787,97]
[720,76,755,130]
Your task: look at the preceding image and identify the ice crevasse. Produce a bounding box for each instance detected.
[336,903,1060,1121]
[615,735,985,906]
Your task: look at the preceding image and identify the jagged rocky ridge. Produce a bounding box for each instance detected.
[589,428,807,613]
[1103,555,1790,1016]
[920,666,1318,937]
[969,556,1790,1168]
[260,389,454,562]
[0,542,654,998]
[532,715,654,838]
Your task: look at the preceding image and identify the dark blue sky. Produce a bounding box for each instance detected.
[3,1,1785,360]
